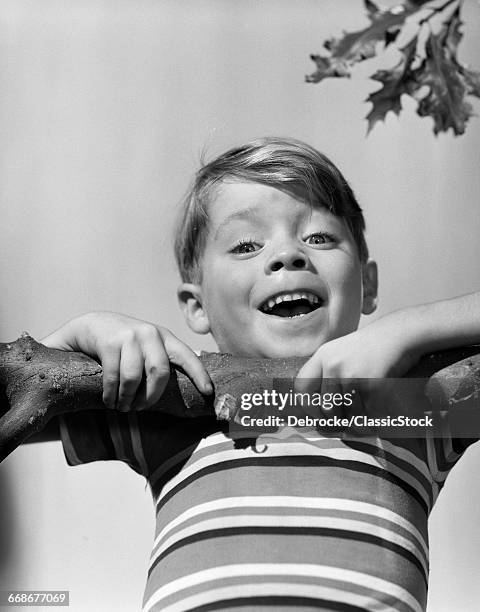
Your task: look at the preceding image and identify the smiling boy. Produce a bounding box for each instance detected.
[178,180,375,359]
[41,137,480,611]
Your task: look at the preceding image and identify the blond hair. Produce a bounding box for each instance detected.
[174,137,368,282]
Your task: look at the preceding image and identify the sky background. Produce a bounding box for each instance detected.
[1,1,480,610]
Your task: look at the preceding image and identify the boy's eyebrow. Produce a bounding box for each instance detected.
[214,207,263,238]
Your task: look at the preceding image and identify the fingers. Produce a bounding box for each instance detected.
[100,336,148,411]
[160,328,213,396]
[101,347,121,410]
[294,351,323,395]
[132,327,213,411]
[293,347,357,431]
[99,324,212,412]
[112,327,171,412]
[133,335,171,411]
[98,328,162,412]
[117,341,145,412]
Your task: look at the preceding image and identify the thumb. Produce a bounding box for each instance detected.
[294,352,323,394]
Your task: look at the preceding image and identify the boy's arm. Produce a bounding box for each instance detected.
[296,291,480,391]
[399,291,480,354]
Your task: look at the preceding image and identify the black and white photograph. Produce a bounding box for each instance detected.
[1,1,480,611]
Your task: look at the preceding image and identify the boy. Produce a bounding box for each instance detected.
[41,137,480,611]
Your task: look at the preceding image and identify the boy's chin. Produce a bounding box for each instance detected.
[245,336,326,359]
[259,345,319,359]
[216,327,332,359]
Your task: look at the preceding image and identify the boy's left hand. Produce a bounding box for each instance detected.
[294,314,422,418]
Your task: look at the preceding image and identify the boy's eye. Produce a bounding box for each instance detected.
[305,233,335,246]
[231,239,261,254]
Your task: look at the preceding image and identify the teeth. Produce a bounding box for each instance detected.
[261,291,320,312]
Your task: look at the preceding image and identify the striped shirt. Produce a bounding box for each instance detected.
[59,410,475,612]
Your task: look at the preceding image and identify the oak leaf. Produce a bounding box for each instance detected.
[306,0,479,136]
[365,36,420,131]
[306,1,420,84]
[413,8,480,135]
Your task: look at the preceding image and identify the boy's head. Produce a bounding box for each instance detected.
[175,137,377,358]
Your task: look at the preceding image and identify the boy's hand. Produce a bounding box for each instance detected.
[41,312,212,411]
[298,292,480,400]
[294,313,422,420]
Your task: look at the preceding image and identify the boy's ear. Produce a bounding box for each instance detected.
[361,260,378,315]
[177,283,211,335]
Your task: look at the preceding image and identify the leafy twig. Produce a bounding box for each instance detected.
[306,0,479,136]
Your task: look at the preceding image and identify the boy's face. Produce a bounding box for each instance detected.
[179,180,376,358]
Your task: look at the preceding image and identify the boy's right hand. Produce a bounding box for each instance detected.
[41,312,212,411]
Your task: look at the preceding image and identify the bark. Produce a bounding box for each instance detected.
[1,333,479,462]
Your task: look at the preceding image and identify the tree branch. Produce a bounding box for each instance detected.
[1,334,479,462]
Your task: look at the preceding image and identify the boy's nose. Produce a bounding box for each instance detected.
[266,248,308,273]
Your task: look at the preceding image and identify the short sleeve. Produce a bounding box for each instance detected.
[59,410,219,479]
[425,412,478,485]
[59,410,151,476]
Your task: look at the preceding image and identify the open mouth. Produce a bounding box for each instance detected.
[259,291,322,318]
